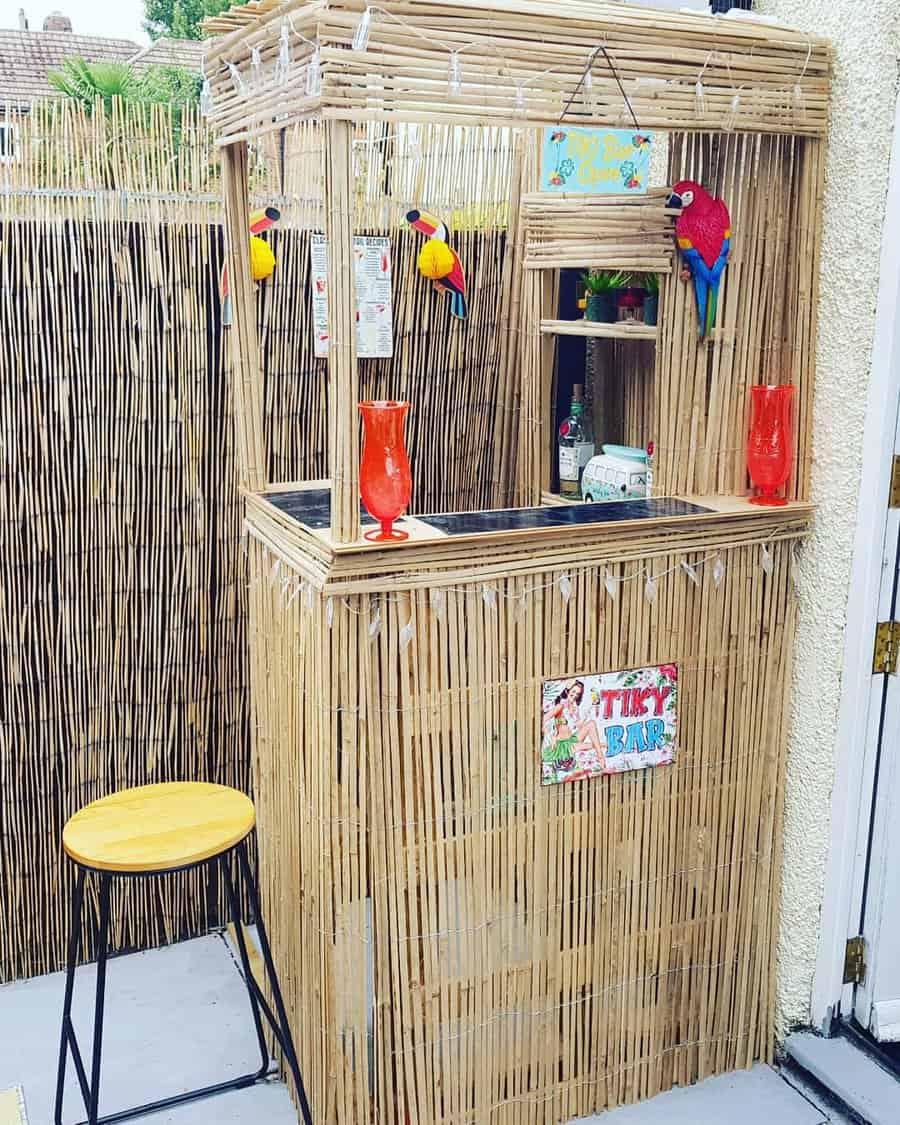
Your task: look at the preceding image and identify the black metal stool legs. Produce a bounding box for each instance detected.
[87,875,111,1125]
[234,842,314,1125]
[220,852,274,1081]
[55,867,86,1125]
[54,848,313,1125]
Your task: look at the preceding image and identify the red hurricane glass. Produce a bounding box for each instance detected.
[359,400,412,541]
[747,384,794,506]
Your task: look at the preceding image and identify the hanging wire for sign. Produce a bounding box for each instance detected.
[558,44,641,130]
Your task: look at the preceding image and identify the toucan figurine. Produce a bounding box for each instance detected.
[666,180,732,341]
[406,208,467,320]
[221,206,281,327]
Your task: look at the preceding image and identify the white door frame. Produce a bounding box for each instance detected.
[811,88,900,1033]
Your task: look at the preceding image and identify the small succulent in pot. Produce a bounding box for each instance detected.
[642,272,660,326]
[580,270,631,323]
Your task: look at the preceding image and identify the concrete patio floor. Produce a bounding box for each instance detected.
[0,933,856,1124]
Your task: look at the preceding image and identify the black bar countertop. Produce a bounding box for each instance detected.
[264,488,712,536]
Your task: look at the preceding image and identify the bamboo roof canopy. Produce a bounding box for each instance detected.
[203,0,832,145]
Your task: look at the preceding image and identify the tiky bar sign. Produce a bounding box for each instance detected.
[541,664,677,785]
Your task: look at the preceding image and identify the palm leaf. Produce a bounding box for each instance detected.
[48,58,139,114]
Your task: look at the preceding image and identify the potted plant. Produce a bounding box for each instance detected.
[642,273,660,326]
[580,270,630,323]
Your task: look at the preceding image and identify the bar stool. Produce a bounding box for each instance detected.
[54,781,313,1125]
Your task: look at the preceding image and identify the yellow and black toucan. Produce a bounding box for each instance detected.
[220,206,280,326]
[406,208,467,320]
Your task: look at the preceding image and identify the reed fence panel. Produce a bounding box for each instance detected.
[0,103,517,979]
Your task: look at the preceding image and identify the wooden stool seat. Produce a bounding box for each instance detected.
[62,782,255,873]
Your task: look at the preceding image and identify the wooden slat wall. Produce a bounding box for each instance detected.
[247,526,800,1124]
[0,103,519,980]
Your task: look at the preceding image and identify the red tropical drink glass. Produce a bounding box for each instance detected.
[358,400,412,541]
[747,384,794,506]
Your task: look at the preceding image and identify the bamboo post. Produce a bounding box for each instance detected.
[325,119,360,544]
[221,141,266,493]
[493,134,525,508]
[540,271,560,497]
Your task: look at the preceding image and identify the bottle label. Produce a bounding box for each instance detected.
[559,443,595,480]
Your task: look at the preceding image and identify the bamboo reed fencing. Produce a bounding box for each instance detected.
[0,102,519,980]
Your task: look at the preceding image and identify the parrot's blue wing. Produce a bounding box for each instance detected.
[450,289,467,320]
[682,240,731,340]
[435,277,468,320]
[681,247,709,337]
[709,238,730,282]
[704,238,731,337]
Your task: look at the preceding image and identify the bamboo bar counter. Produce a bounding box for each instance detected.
[204,3,831,1121]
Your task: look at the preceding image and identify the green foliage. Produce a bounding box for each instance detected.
[143,0,236,40]
[643,272,660,295]
[580,269,631,294]
[48,58,200,115]
[48,59,139,114]
[139,65,203,107]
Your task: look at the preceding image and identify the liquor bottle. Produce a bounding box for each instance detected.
[558,384,595,499]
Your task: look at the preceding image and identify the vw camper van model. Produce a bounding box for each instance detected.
[581,445,648,502]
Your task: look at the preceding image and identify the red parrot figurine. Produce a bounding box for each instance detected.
[406,208,467,320]
[666,180,732,340]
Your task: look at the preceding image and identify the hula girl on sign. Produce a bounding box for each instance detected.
[541,679,606,783]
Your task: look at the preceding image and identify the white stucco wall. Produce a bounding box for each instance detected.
[752,0,900,1034]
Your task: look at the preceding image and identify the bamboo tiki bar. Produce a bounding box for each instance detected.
[200,2,833,1121]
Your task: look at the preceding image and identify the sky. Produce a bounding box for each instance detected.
[5,1,149,44]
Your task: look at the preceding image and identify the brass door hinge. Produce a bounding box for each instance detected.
[890,456,900,507]
[873,621,900,674]
[843,936,866,985]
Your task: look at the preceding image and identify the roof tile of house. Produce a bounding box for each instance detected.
[128,36,206,72]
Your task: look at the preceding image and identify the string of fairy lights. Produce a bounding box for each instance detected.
[200,6,814,129]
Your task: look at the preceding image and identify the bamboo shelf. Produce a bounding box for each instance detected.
[247,485,812,585]
[523,190,676,273]
[540,319,658,340]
